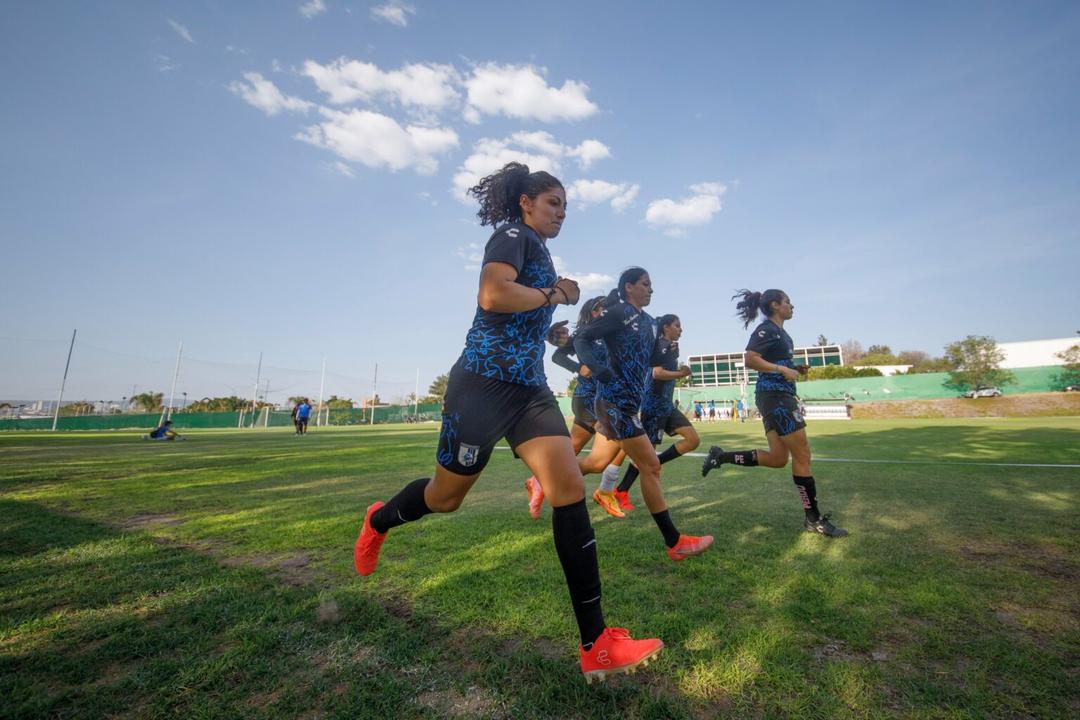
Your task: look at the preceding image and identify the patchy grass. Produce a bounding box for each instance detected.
[2,419,1079,719]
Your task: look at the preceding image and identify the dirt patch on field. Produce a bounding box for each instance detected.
[415,686,506,719]
[851,392,1080,419]
[219,552,318,587]
[119,513,183,530]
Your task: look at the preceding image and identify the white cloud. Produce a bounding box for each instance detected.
[566,180,639,212]
[464,63,599,123]
[331,161,355,178]
[552,256,614,293]
[457,242,483,271]
[300,0,327,19]
[271,59,283,73]
[229,73,315,116]
[451,132,611,202]
[154,54,177,73]
[645,182,727,236]
[302,58,460,112]
[371,1,415,27]
[297,107,458,175]
[167,18,195,44]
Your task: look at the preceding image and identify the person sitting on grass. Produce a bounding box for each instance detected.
[145,420,184,441]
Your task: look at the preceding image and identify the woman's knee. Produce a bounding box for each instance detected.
[426,493,465,513]
[679,428,700,452]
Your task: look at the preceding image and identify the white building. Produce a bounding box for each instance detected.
[997,338,1076,369]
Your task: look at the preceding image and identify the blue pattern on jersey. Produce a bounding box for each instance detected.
[770,404,798,435]
[593,303,657,412]
[757,359,797,394]
[747,319,798,395]
[642,337,679,418]
[573,338,607,400]
[459,225,557,386]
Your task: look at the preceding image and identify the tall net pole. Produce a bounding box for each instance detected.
[370,363,378,426]
[165,340,183,422]
[317,358,326,427]
[414,368,419,419]
[51,329,77,431]
[250,352,262,429]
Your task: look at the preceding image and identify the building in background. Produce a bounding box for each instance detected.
[687,345,843,388]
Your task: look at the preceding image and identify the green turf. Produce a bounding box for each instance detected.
[2,418,1078,719]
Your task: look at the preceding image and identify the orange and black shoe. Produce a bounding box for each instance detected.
[525,476,544,520]
[592,489,626,519]
[613,489,635,511]
[354,501,387,576]
[580,627,664,684]
[665,533,714,562]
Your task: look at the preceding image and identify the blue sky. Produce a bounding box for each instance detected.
[2,1,1079,404]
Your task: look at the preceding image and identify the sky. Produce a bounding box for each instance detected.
[2,1,1079,405]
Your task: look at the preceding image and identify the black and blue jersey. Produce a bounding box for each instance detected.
[552,332,608,400]
[458,223,557,386]
[573,300,657,412]
[746,319,797,394]
[642,337,679,417]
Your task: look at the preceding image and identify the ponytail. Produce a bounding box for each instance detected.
[608,266,648,305]
[732,288,786,328]
[468,162,564,227]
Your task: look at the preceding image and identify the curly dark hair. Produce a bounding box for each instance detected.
[732,288,787,328]
[467,162,564,227]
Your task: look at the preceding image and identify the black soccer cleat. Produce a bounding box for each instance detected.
[804,513,849,537]
[701,446,725,477]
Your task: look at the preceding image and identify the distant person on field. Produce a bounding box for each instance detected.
[736,398,746,423]
[297,399,312,435]
[146,419,183,441]
[707,399,716,422]
[701,289,848,538]
[291,401,302,435]
[693,401,703,422]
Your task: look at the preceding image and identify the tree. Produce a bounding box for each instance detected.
[816,334,830,347]
[185,396,247,412]
[1052,343,1080,390]
[806,366,883,381]
[858,351,901,366]
[424,373,449,403]
[866,344,893,356]
[59,401,97,416]
[567,377,578,396]
[943,336,1016,393]
[129,392,164,412]
[840,339,863,364]
[324,395,354,409]
[897,350,930,366]
[288,396,309,405]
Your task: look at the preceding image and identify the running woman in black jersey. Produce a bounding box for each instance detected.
[524,296,627,519]
[614,314,700,510]
[353,163,663,682]
[701,289,848,537]
[574,268,713,560]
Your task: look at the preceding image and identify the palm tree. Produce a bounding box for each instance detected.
[129,392,164,412]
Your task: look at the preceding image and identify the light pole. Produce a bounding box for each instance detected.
[182,392,187,411]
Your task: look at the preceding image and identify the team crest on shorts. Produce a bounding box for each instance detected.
[458,443,480,467]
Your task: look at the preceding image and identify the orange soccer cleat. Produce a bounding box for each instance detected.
[525,476,544,520]
[665,533,714,562]
[613,489,635,511]
[353,501,387,576]
[580,627,664,684]
[592,489,626,519]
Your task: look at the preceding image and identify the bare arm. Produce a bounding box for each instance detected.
[477,263,579,313]
[652,364,691,381]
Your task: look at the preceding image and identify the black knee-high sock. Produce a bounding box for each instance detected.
[552,499,605,648]
[651,510,681,548]
[616,463,639,493]
[793,475,820,521]
[719,449,758,466]
[371,478,432,533]
[617,444,683,493]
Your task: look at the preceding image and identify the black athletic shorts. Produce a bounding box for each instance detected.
[756,391,806,437]
[571,395,597,433]
[436,364,569,475]
[593,396,645,441]
[643,406,691,445]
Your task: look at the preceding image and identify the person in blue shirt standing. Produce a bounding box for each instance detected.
[297,399,312,435]
[353,162,662,682]
[701,289,848,537]
[574,268,713,562]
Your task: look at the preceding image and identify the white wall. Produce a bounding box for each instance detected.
[998,338,1076,368]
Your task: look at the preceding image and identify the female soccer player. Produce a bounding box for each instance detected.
[701,289,848,537]
[614,314,699,510]
[354,163,663,682]
[573,269,713,560]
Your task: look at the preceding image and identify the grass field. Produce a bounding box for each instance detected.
[2,418,1078,719]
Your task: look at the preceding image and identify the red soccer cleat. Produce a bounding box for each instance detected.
[354,501,387,576]
[525,476,544,520]
[613,489,635,511]
[665,534,713,562]
[579,627,664,684]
